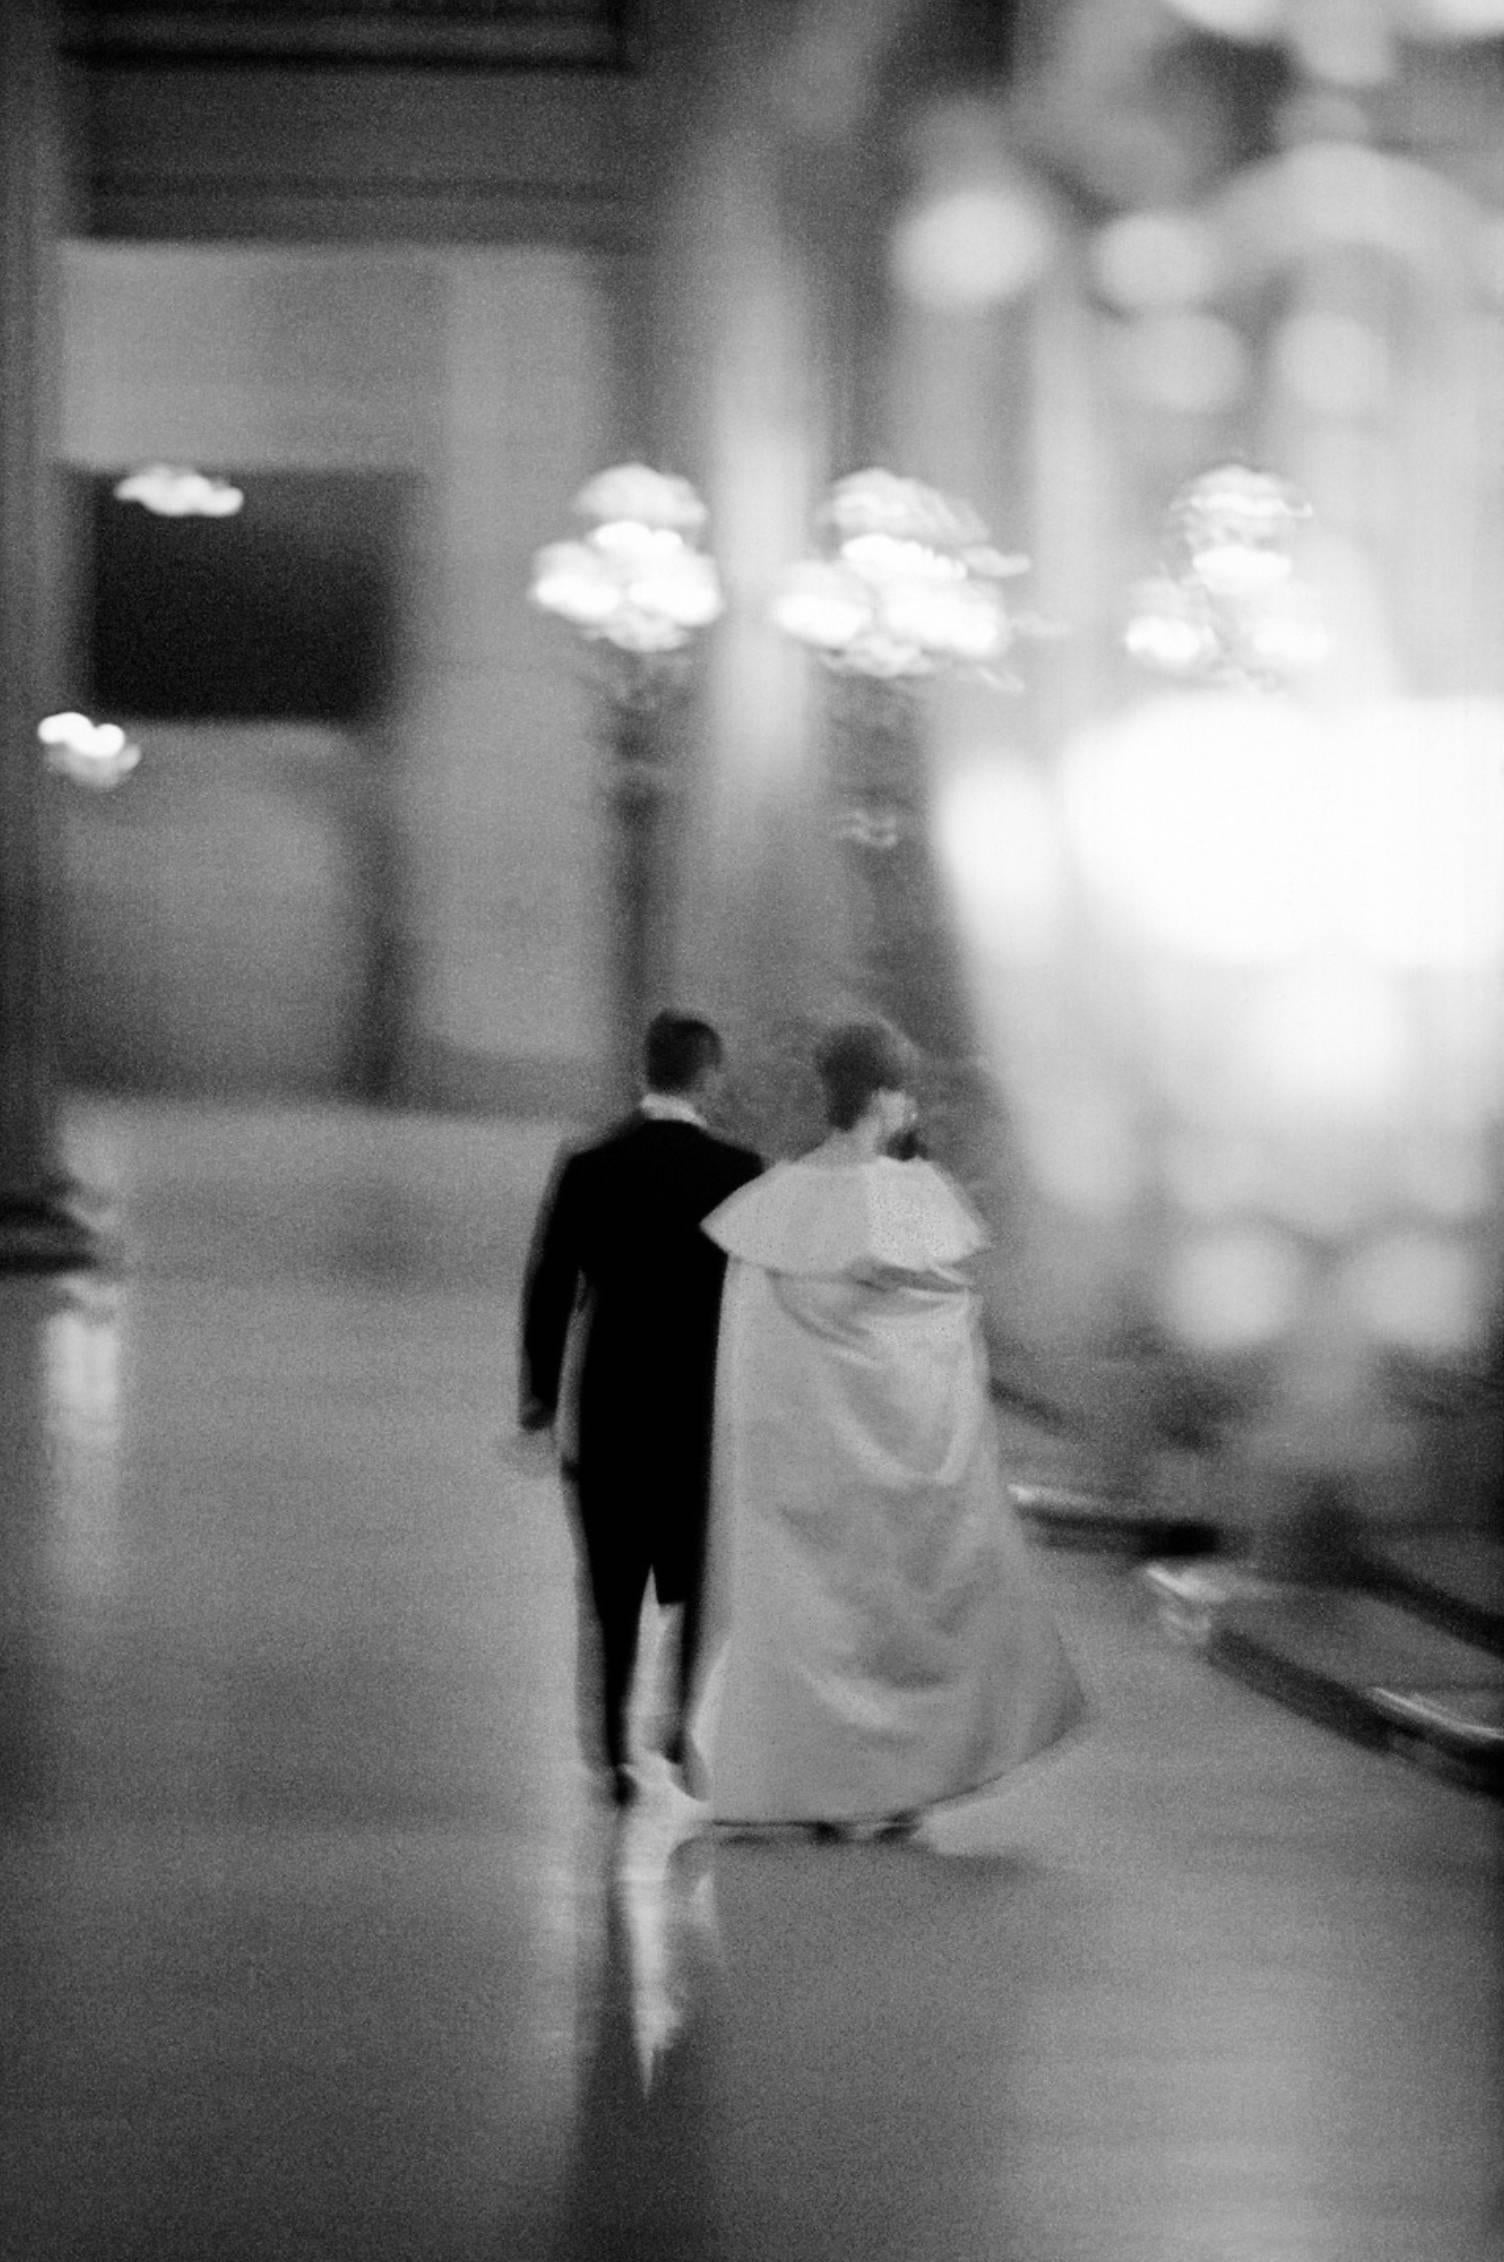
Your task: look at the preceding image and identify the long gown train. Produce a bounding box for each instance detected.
[692,1154,1086,1824]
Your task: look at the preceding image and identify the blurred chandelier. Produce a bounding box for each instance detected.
[771,468,1033,683]
[113,464,243,518]
[529,463,724,659]
[1125,463,1329,690]
[38,710,141,790]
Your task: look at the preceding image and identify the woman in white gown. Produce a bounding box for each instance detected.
[693,1022,1085,1833]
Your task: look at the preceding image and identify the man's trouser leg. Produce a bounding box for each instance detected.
[580,1516,651,1775]
[667,1541,707,1759]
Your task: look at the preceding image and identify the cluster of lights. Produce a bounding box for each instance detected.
[529,463,724,657]
[1125,464,1329,688]
[530,457,1332,698]
[770,469,1030,682]
[38,711,141,790]
[113,464,244,518]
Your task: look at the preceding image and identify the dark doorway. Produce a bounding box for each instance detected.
[87,470,404,725]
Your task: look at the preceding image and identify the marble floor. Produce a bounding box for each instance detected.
[1,1101,1500,2262]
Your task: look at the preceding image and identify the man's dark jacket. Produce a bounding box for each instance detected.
[519,1111,761,1600]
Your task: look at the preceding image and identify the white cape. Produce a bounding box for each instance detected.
[693,1155,1086,1823]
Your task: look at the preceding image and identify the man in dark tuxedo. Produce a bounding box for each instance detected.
[519,1012,761,1805]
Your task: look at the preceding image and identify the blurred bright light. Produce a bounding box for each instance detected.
[591,521,688,564]
[881,576,1009,662]
[1161,1225,1306,1352]
[1166,0,1398,82]
[935,760,1065,962]
[1273,313,1390,416]
[1116,313,1249,414]
[1342,1231,1488,1355]
[1327,701,1504,968]
[1280,142,1437,249]
[890,183,1057,309]
[530,539,622,628]
[842,532,964,585]
[1239,965,1411,1113]
[825,469,989,550]
[574,463,707,533]
[530,469,723,655]
[1172,463,1308,596]
[1424,0,1504,31]
[1063,695,1323,962]
[1238,582,1331,675]
[38,711,141,789]
[114,464,243,517]
[1091,211,1223,311]
[768,560,871,650]
[1164,1133,1265,1217]
[1022,1107,1143,1215]
[1191,541,1293,598]
[37,711,92,746]
[1123,579,1218,674]
[633,548,724,630]
[775,469,1027,680]
[1068,695,1504,975]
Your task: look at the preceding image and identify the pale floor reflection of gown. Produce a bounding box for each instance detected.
[693,1152,1087,1826]
[546,1792,722,2262]
[547,1799,1046,2262]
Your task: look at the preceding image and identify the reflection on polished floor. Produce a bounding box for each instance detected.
[2,1103,1500,2262]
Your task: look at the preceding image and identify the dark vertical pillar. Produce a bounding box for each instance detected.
[0,0,96,1269]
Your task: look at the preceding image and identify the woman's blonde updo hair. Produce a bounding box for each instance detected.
[815,1020,914,1133]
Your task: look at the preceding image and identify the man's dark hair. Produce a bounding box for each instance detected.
[815,1020,913,1131]
[644,1011,724,1095]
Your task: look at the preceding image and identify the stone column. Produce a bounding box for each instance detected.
[643,0,930,1153]
[0,0,95,1269]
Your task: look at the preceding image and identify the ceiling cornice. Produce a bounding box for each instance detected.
[62,2,636,72]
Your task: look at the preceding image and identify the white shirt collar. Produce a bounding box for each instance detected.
[639,1092,707,1129]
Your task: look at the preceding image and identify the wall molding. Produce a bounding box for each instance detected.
[405,1037,605,1123]
[63,2,635,72]
[69,57,642,243]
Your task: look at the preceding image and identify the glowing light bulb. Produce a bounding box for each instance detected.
[591,521,686,564]
[38,711,141,788]
[633,548,723,630]
[529,540,622,629]
[113,464,243,517]
[1189,540,1294,598]
[770,561,872,651]
[1172,463,1309,597]
[37,711,92,746]
[1124,579,1217,674]
[880,575,1006,662]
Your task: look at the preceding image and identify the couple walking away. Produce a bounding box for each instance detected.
[519,1011,1084,1831]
